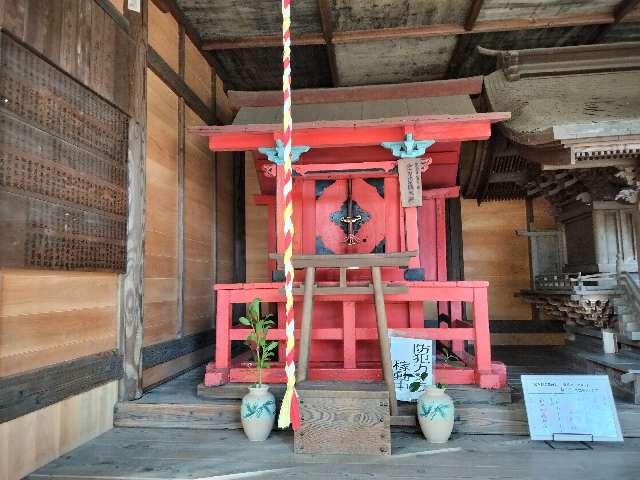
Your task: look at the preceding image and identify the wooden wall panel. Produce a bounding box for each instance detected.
[462,199,531,321]
[533,197,557,230]
[245,154,270,283]
[183,107,214,335]
[0,0,130,113]
[148,0,179,73]
[185,36,212,108]
[144,69,179,346]
[216,152,235,284]
[0,269,118,377]
[0,381,117,480]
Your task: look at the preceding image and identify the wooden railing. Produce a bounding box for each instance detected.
[205,281,504,389]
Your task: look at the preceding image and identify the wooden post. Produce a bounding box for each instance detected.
[214,290,231,370]
[343,301,357,369]
[371,266,398,416]
[119,0,148,401]
[232,152,246,321]
[297,266,315,382]
[472,287,491,374]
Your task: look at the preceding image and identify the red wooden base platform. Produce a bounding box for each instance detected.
[205,281,507,390]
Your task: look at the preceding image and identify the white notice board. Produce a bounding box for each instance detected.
[521,375,623,442]
[390,336,433,402]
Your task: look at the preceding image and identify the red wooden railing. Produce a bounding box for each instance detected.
[205,281,506,389]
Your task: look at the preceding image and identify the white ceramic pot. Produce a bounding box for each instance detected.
[241,384,276,441]
[417,386,454,443]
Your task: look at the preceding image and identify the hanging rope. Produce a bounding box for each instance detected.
[277,0,300,431]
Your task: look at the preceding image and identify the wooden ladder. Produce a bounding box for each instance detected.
[271,252,417,416]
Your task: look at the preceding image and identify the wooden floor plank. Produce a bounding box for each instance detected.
[29,428,640,480]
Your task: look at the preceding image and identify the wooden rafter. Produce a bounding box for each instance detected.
[614,0,640,23]
[201,13,627,51]
[448,0,486,78]
[318,0,339,87]
[464,0,485,31]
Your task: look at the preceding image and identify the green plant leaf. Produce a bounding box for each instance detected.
[239,317,251,327]
[265,341,278,351]
[248,298,260,321]
[409,382,421,392]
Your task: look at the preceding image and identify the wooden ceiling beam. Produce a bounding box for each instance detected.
[318,0,340,87]
[201,13,622,51]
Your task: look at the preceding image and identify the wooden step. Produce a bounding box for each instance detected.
[197,382,513,405]
[395,402,640,437]
[114,401,241,429]
[113,399,640,437]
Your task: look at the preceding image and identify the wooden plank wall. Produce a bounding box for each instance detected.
[462,197,563,345]
[184,107,214,335]
[216,152,236,284]
[0,381,118,480]
[144,68,180,347]
[141,1,220,386]
[0,1,129,478]
[245,154,270,283]
[0,1,231,477]
[0,271,118,378]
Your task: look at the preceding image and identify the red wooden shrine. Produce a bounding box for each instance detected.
[194,97,510,390]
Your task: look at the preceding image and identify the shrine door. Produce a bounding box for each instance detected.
[313,178,392,255]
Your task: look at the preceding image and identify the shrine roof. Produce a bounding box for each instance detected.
[232,95,477,125]
[485,69,640,146]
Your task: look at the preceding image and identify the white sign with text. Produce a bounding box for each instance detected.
[390,336,433,402]
[521,375,623,442]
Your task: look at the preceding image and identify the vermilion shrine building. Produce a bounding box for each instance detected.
[194,80,511,393]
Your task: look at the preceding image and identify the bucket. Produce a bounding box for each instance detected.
[602,329,618,354]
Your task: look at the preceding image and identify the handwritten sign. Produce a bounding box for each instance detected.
[397,158,423,207]
[390,336,433,402]
[521,375,623,442]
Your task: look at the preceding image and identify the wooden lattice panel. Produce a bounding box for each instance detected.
[0,32,128,272]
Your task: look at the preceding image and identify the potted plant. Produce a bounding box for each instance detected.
[239,298,278,441]
[409,347,459,443]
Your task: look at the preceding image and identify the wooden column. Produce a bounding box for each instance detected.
[119,0,148,401]
[232,152,246,321]
[297,266,316,382]
[176,24,186,337]
[371,266,399,416]
[342,301,357,369]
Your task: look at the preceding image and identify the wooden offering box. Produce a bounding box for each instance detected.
[295,381,391,456]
